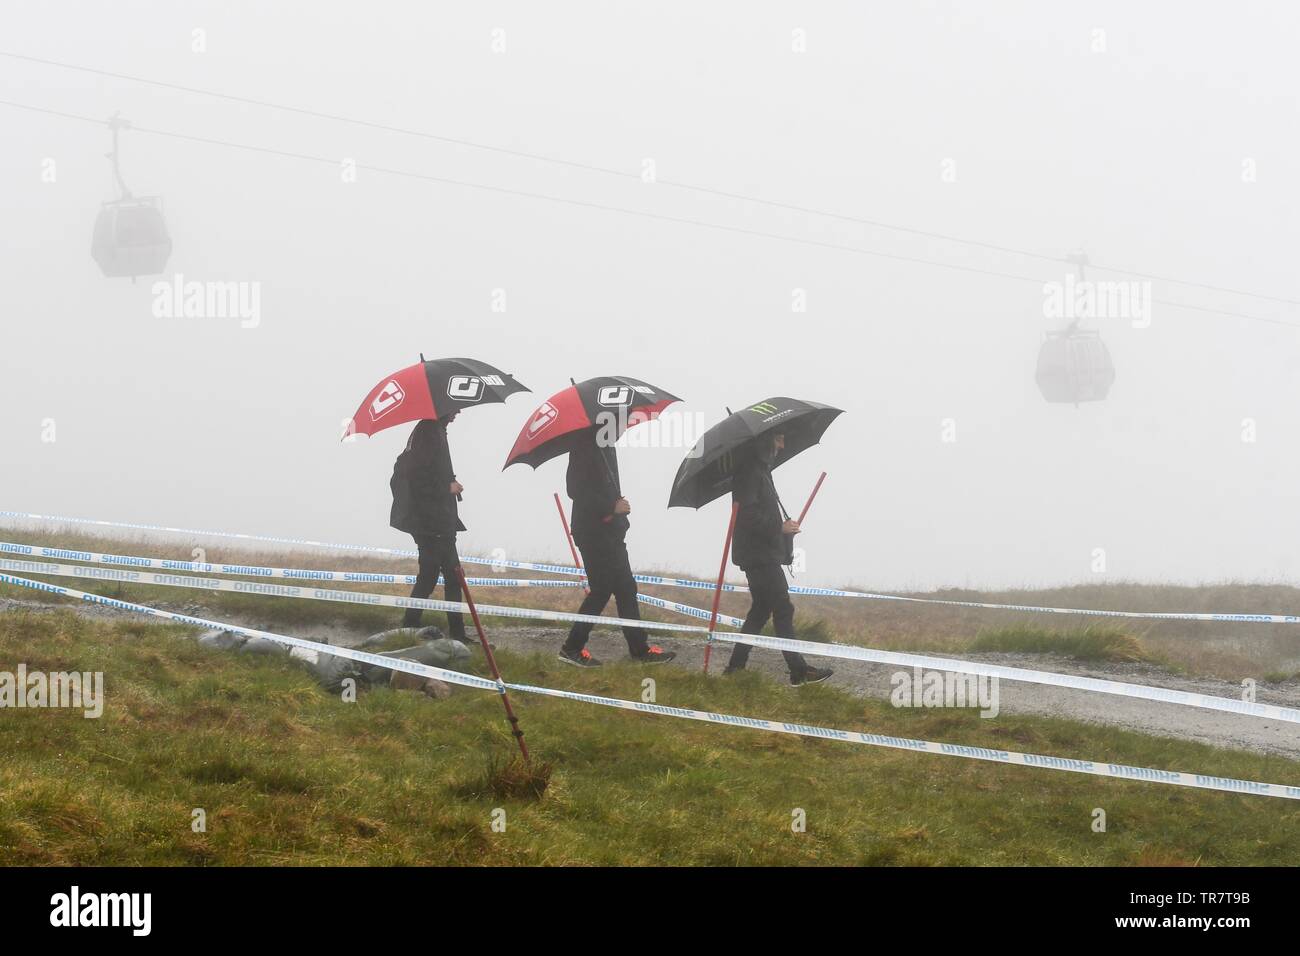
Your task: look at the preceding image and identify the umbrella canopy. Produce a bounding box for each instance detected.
[503,375,681,470]
[345,356,529,438]
[668,397,843,508]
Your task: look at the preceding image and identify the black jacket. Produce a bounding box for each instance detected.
[567,436,629,540]
[730,452,793,570]
[390,421,466,536]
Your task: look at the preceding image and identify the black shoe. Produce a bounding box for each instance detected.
[558,647,602,667]
[791,666,834,686]
[630,646,676,665]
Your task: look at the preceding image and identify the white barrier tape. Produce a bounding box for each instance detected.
[642,577,1300,625]
[0,538,589,590]
[0,572,500,693]
[3,570,1296,803]
[637,592,747,630]
[630,573,746,593]
[0,510,747,593]
[0,539,735,631]
[635,588,1300,724]
[0,556,705,636]
[14,510,1300,624]
[1,537,748,640]
[3,509,734,599]
[509,683,1300,801]
[7,554,1295,727]
[641,591,1300,725]
[785,585,1300,625]
[721,630,1300,725]
[0,511,419,557]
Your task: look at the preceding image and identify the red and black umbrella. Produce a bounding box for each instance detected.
[503,375,681,470]
[345,355,529,438]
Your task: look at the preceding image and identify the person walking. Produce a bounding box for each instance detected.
[390,415,468,644]
[723,432,834,685]
[557,430,676,667]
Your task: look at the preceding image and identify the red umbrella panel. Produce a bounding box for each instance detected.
[504,375,681,470]
[345,356,529,438]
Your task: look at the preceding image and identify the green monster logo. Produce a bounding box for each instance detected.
[749,402,779,415]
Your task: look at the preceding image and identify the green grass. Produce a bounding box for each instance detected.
[1262,670,1300,684]
[969,625,1156,663]
[2,609,1299,865]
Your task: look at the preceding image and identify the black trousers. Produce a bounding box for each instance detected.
[403,533,466,641]
[726,563,809,678]
[563,532,649,655]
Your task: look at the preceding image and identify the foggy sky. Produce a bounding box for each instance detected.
[2,2,1298,592]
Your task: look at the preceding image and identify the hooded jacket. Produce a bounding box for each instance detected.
[567,432,629,540]
[730,446,793,570]
[390,420,466,536]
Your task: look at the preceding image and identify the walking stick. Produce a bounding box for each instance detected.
[553,493,590,594]
[454,566,530,764]
[797,472,827,526]
[702,502,740,674]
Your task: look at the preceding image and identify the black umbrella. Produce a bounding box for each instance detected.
[668,397,843,508]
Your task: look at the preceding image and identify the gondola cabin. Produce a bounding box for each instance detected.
[1035,329,1115,404]
[91,197,172,278]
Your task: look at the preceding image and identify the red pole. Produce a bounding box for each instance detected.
[702,502,740,674]
[797,472,827,526]
[554,492,589,594]
[455,566,530,763]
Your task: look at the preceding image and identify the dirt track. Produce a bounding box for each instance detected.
[6,596,1300,760]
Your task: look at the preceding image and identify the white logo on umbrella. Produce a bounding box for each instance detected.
[597,385,632,406]
[528,401,559,436]
[369,380,405,420]
[447,375,485,402]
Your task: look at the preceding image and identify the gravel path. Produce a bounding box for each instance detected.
[442,623,1300,760]
[6,597,1299,759]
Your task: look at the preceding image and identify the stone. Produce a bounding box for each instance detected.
[389,670,453,699]
[197,630,245,651]
[239,637,289,656]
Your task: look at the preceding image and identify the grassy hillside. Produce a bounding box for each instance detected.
[2,609,1298,866]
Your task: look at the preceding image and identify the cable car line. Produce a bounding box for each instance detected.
[2,48,1297,310]
[0,96,1294,329]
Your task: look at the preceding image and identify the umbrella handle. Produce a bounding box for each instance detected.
[454,567,530,764]
[796,472,827,526]
[702,502,740,675]
[554,493,590,595]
